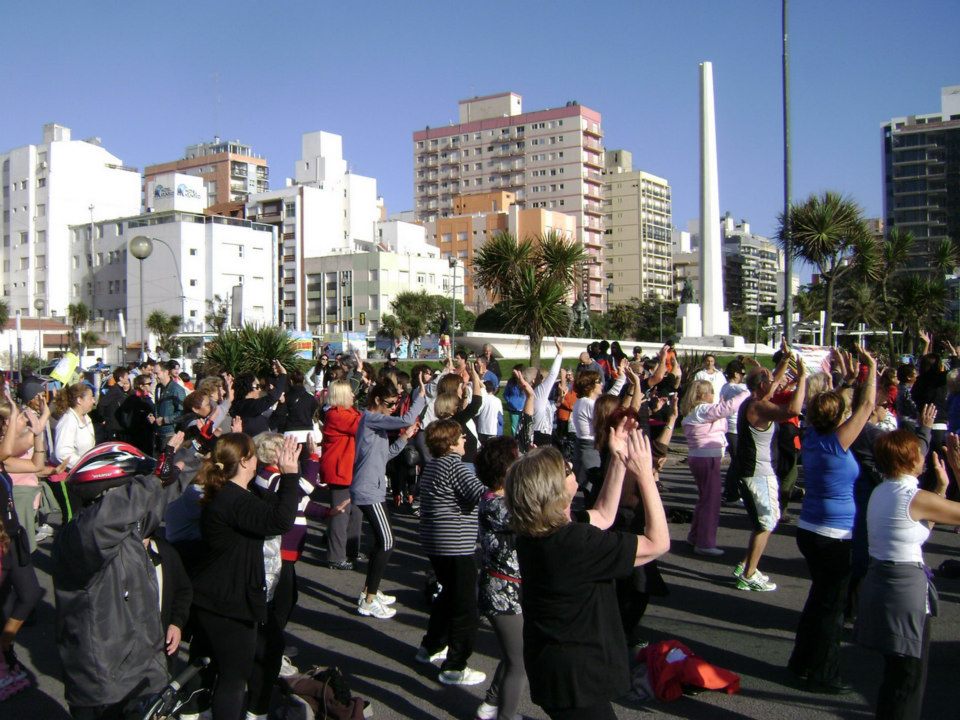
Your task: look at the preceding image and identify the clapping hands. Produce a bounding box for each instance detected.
[278,434,301,474]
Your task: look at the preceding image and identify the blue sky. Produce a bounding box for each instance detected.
[2,1,958,243]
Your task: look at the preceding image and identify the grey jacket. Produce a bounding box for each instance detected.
[350,390,424,506]
[53,470,189,708]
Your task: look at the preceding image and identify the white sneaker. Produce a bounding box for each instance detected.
[278,655,299,677]
[415,645,448,664]
[35,524,54,542]
[358,589,396,606]
[733,563,769,582]
[439,667,486,686]
[737,571,777,592]
[358,597,396,619]
[693,546,724,556]
[475,701,498,720]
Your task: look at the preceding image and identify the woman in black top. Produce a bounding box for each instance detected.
[118,374,157,455]
[271,368,318,433]
[188,433,300,720]
[431,362,483,469]
[504,423,669,719]
[229,360,289,436]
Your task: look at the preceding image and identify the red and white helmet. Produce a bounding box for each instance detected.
[67,442,157,498]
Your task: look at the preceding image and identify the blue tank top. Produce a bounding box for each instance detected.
[799,429,859,533]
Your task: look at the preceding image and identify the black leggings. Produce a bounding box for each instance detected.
[358,502,394,594]
[876,616,931,720]
[0,543,43,623]
[189,607,258,720]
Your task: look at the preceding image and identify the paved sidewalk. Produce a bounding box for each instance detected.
[7,456,960,719]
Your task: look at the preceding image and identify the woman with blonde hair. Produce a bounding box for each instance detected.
[505,424,669,719]
[320,380,364,570]
[680,376,749,556]
[188,433,301,720]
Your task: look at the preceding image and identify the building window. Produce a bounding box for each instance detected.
[72,256,80,269]
[189,279,197,287]
[189,248,197,256]
[417,273,426,284]
[36,204,46,217]
[368,269,378,281]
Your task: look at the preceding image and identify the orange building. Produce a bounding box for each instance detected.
[424,191,577,313]
[144,137,268,207]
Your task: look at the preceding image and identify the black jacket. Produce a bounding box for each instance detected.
[119,393,157,456]
[230,375,288,437]
[149,536,192,631]
[97,384,128,440]
[53,468,190,707]
[272,385,318,432]
[189,474,298,623]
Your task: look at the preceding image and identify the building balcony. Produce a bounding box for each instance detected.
[583,153,603,170]
[583,123,602,139]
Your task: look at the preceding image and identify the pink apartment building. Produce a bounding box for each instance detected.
[413,92,605,310]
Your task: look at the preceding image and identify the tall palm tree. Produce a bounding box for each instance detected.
[872,228,914,351]
[473,230,586,364]
[894,275,947,354]
[67,302,91,354]
[778,192,874,345]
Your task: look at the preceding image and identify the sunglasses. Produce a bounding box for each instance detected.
[251,383,261,390]
[383,400,398,408]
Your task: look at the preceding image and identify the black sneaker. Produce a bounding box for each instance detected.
[328,560,354,571]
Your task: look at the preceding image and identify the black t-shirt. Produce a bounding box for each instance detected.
[516,518,638,709]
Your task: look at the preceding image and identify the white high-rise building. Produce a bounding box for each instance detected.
[245,130,383,329]
[0,123,141,321]
[69,173,277,361]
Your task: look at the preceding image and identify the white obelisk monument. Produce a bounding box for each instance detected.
[699,61,729,337]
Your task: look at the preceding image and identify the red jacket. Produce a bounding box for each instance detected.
[319,406,362,486]
[639,639,739,701]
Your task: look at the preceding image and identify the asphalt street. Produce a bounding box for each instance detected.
[7,451,960,719]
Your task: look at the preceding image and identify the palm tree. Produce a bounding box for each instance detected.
[0,300,9,331]
[146,310,183,356]
[894,275,948,354]
[473,230,586,364]
[867,228,914,352]
[838,281,882,331]
[778,192,875,345]
[67,302,91,353]
[382,291,435,357]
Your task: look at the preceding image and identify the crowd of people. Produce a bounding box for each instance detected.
[0,334,957,719]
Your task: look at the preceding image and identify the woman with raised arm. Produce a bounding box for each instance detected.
[733,349,806,591]
[188,433,301,720]
[788,347,877,694]
[856,431,960,719]
[505,423,668,720]
[351,379,424,619]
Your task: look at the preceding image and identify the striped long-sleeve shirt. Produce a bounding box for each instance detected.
[418,454,485,556]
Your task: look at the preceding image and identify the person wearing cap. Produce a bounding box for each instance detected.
[388,351,399,366]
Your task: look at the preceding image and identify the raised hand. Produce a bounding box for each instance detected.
[231,415,243,433]
[554,337,564,355]
[166,431,185,454]
[941,433,960,479]
[278,434,301,474]
[399,419,420,440]
[932,451,950,495]
[306,431,317,457]
[624,429,654,483]
[608,416,635,463]
[920,403,936,429]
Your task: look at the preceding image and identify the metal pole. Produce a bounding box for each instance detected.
[139,258,145,361]
[659,303,663,343]
[782,0,794,343]
[15,311,22,376]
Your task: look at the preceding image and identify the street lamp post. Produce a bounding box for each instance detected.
[129,236,154,361]
[34,298,44,360]
[605,282,614,313]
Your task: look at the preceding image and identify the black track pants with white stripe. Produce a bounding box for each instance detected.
[358,501,394,594]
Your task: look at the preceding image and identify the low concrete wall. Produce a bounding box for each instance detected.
[455,332,775,361]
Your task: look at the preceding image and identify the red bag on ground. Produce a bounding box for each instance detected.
[639,639,740,701]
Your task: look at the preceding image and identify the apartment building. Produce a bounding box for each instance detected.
[304,221,458,335]
[413,92,605,309]
[243,130,381,329]
[882,85,960,273]
[602,150,673,303]
[0,123,141,321]
[144,137,269,207]
[422,191,578,313]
